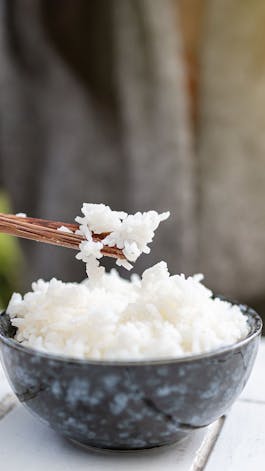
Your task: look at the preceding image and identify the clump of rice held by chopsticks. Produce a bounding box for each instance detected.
[75,203,170,278]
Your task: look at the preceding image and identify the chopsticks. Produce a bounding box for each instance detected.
[0,213,125,260]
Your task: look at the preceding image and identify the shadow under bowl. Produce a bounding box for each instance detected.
[0,299,262,451]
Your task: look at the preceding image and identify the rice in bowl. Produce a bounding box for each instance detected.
[7,262,249,360]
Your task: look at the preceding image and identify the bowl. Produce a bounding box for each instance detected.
[0,299,262,451]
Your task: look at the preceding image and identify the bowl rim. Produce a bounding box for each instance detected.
[0,297,262,367]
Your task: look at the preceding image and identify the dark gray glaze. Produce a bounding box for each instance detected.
[0,299,262,451]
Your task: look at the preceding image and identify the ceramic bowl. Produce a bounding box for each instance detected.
[0,299,262,451]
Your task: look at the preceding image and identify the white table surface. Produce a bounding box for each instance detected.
[0,340,264,471]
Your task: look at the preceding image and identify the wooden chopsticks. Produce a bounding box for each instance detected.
[0,213,125,260]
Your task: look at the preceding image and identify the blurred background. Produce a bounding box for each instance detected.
[1,0,265,322]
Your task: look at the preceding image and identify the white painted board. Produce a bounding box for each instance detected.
[206,400,265,471]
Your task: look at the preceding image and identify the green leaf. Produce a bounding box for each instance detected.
[0,191,24,308]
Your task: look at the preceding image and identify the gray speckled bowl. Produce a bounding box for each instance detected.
[0,299,262,451]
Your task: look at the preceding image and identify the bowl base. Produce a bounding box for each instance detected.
[67,432,189,454]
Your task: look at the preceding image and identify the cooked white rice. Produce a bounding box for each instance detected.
[75,203,170,276]
[57,225,73,234]
[7,262,249,360]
